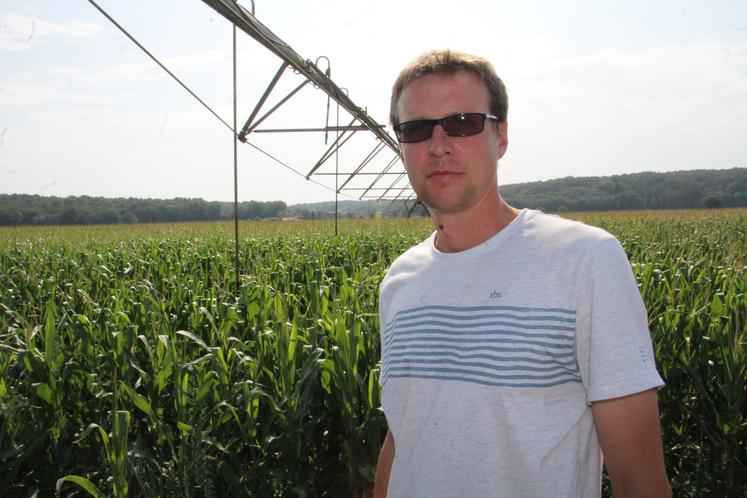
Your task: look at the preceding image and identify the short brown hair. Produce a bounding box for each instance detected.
[389,49,508,127]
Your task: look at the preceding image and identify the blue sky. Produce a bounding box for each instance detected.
[1,0,746,204]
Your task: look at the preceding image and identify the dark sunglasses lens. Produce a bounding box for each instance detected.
[398,120,435,143]
[443,114,484,136]
[395,113,488,142]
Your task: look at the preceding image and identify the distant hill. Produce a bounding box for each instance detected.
[500,168,746,212]
[0,196,287,226]
[289,168,746,216]
[284,199,426,219]
[0,168,744,225]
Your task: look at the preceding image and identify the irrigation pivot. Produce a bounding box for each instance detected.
[201,0,414,203]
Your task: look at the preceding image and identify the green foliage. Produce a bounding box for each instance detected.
[502,167,747,211]
[702,194,724,209]
[0,195,288,226]
[0,212,745,497]
[284,199,426,219]
[5,167,745,227]
[572,210,746,497]
[0,218,427,496]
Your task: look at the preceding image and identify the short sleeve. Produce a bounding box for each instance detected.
[575,236,664,403]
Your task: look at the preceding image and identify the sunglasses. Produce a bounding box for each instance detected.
[393,112,499,143]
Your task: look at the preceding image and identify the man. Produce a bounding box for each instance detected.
[373,50,671,498]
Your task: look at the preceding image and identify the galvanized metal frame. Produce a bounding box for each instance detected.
[201,0,419,204]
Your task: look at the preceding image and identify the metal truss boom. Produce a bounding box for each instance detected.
[201,0,400,155]
[200,0,422,223]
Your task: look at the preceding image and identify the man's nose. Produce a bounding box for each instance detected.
[427,123,452,156]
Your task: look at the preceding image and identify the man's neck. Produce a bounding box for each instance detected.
[431,196,519,253]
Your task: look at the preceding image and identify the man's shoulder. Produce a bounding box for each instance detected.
[520,211,632,274]
[522,209,615,247]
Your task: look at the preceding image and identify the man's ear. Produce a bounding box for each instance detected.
[497,121,508,159]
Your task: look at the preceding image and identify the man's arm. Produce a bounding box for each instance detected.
[592,388,671,498]
[373,429,395,498]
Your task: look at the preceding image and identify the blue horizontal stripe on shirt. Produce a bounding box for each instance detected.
[384,327,575,349]
[386,349,576,366]
[386,307,576,334]
[393,304,576,317]
[386,357,578,374]
[392,311,577,325]
[386,310,577,331]
[388,319,575,335]
[385,364,580,383]
[384,326,574,351]
[385,341,574,357]
[385,371,582,389]
[386,331,574,349]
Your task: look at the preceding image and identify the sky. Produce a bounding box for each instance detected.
[1,0,746,205]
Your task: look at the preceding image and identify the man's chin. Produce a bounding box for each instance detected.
[422,197,474,215]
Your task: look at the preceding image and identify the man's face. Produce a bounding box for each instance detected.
[396,71,507,215]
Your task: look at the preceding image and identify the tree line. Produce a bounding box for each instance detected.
[0,196,287,226]
[284,199,425,219]
[0,168,744,226]
[501,168,746,212]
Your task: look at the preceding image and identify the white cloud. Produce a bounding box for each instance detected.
[0,75,108,106]
[86,50,230,83]
[0,12,105,50]
[0,50,232,108]
[501,39,747,184]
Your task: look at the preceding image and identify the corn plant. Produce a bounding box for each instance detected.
[0,212,744,497]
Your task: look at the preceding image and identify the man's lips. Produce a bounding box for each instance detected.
[427,170,463,181]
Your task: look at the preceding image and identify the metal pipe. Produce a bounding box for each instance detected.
[245,79,309,134]
[337,142,386,192]
[251,125,373,133]
[232,23,240,295]
[359,154,400,198]
[306,116,358,178]
[239,61,288,140]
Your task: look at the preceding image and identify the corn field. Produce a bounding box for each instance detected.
[0,211,745,497]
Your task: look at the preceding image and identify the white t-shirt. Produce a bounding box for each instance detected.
[379,209,664,498]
